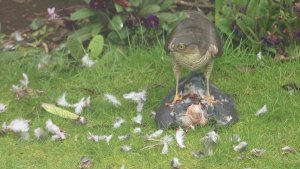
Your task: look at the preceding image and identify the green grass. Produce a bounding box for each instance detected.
[0,42,300,169]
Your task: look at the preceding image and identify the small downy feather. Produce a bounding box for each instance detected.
[161,135,173,154]
[120,145,131,152]
[81,54,95,67]
[175,128,185,148]
[147,129,163,139]
[282,146,296,154]
[251,148,266,157]
[45,119,66,140]
[201,131,219,156]
[0,103,6,113]
[34,128,47,140]
[74,98,85,115]
[118,135,130,141]
[233,141,248,152]
[20,132,30,141]
[171,157,181,169]
[73,97,91,115]
[255,104,267,116]
[88,132,113,144]
[123,90,147,113]
[8,118,30,133]
[57,92,73,107]
[133,127,141,134]
[113,117,125,128]
[203,131,219,144]
[20,73,29,87]
[104,93,121,107]
[132,113,142,124]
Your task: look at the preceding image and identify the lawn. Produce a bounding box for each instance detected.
[0,41,300,169]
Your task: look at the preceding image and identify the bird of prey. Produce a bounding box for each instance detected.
[166,11,223,104]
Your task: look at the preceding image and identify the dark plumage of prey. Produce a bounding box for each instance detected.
[166,11,223,104]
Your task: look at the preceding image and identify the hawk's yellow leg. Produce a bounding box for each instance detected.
[172,60,181,104]
[204,59,214,104]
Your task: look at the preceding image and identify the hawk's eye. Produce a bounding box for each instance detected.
[177,43,186,50]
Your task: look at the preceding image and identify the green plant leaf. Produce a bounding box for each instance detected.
[217,18,232,36]
[156,13,177,23]
[108,15,124,31]
[30,19,44,30]
[160,0,173,11]
[115,3,124,13]
[41,103,79,120]
[67,36,84,60]
[88,35,104,59]
[130,0,140,6]
[71,23,102,42]
[70,8,97,21]
[139,4,160,16]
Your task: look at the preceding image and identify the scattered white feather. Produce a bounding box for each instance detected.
[46,119,66,140]
[133,113,142,124]
[123,90,147,113]
[161,135,173,154]
[191,151,205,159]
[34,128,47,140]
[81,54,95,67]
[202,131,219,144]
[171,157,181,169]
[14,31,24,42]
[175,128,185,148]
[73,97,91,115]
[161,143,169,154]
[147,129,163,139]
[113,117,125,128]
[118,135,130,141]
[88,132,113,144]
[2,122,9,133]
[74,98,85,115]
[8,118,30,133]
[85,97,91,107]
[133,127,141,134]
[57,92,73,107]
[104,93,121,107]
[121,145,131,152]
[151,111,156,118]
[20,132,30,141]
[37,55,51,69]
[0,103,6,113]
[201,131,219,156]
[282,146,296,154]
[257,51,262,60]
[255,104,267,116]
[230,134,241,143]
[20,73,29,87]
[233,141,248,152]
[251,148,266,157]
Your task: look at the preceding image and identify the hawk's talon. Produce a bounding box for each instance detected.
[204,93,215,106]
[172,94,182,105]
